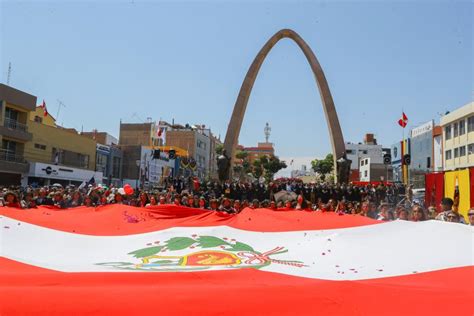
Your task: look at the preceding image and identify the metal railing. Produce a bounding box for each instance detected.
[0,149,26,163]
[3,117,28,133]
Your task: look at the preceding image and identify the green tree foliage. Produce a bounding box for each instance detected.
[215,144,224,155]
[252,155,287,182]
[234,150,252,179]
[311,153,334,181]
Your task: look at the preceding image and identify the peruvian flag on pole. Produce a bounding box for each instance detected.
[398,112,408,128]
[39,100,48,117]
[0,205,472,315]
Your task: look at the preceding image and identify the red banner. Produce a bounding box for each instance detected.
[425,172,444,210]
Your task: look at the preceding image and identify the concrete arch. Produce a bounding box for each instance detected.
[224,29,346,180]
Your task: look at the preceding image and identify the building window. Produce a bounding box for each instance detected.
[364,170,368,178]
[445,125,452,140]
[445,150,452,160]
[34,116,43,123]
[459,120,466,135]
[52,147,89,169]
[5,107,19,121]
[112,157,121,178]
[96,152,108,174]
[468,144,474,155]
[454,147,459,158]
[427,157,431,169]
[460,146,466,157]
[468,116,474,133]
[453,122,459,137]
[34,143,46,150]
[361,160,365,166]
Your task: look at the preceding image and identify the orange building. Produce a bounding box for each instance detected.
[237,142,275,164]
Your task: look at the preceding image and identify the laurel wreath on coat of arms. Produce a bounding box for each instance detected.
[97,235,306,271]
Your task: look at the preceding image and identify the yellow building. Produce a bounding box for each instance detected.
[440,102,474,171]
[0,84,36,185]
[24,107,101,186]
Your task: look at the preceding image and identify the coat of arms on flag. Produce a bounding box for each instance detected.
[97,235,305,271]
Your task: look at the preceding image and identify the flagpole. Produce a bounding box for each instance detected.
[402,108,405,185]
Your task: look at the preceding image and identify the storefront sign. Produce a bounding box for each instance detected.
[411,121,434,138]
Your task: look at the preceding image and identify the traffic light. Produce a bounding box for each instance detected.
[383,154,392,165]
[168,149,176,159]
[403,154,411,165]
[152,149,161,160]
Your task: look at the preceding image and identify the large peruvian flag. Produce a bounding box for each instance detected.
[0,205,472,315]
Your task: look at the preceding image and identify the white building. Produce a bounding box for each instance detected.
[27,162,103,186]
[290,164,316,178]
[346,143,385,169]
[359,157,392,182]
[440,102,474,171]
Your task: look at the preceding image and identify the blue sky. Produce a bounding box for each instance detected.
[1,1,472,171]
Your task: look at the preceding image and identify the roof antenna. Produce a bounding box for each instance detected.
[6,62,12,85]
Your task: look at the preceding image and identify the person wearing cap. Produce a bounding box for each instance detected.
[435,198,466,224]
[467,209,474,226]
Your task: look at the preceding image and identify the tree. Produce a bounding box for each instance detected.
[215,144,224,155]
[232,150,252,180]
[311,153,334,181]
[252,155,287,182]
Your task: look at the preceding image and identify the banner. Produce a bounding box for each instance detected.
[470,168,474,209]
[444,169,470,221]
[425,172,444,210]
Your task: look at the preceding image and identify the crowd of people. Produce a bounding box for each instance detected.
[0,177,472,225]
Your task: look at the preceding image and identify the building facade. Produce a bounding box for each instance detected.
[121,145,175,189]
[391,139,410,183]
[119,122,159,147]
[409,120,434,188]
[0,84,35,185]
[345,134,388,182]
[359,157,392,182]
[25,106,101,186]
[440,102,474,171]
[166,126,211,179]
[82,131,122,187]
[433,126,443,172]
[238,142,275,165]
[95,143,123,187]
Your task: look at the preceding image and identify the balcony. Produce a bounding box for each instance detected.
[4,117,28,132]
[0,118,32,142]
[0,149,28,174]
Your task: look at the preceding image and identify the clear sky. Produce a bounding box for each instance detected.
[1,0,472,173]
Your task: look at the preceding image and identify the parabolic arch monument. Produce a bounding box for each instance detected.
[223,29,346,182]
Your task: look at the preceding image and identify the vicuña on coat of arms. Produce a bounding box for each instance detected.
[97,235,305,271]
